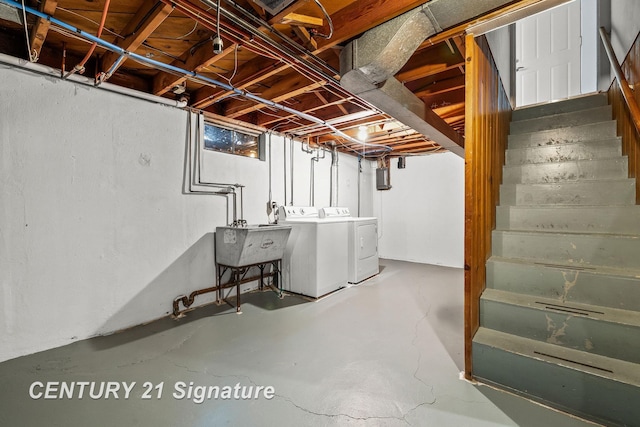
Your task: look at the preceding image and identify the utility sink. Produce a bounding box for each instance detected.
[215,224,292,267]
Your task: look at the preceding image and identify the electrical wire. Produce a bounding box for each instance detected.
[226,43,239,83]
[6,0,394,153]
[310,0,333,40]
[176,21,199,39]
[21,0,37,62]
[216,0,221,40]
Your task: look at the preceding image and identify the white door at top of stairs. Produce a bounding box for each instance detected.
[516,1,582,107]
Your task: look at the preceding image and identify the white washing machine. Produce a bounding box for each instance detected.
[278,206,348,298]
[320,207,379,284]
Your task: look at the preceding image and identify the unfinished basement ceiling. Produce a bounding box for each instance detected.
[0,0,546,157]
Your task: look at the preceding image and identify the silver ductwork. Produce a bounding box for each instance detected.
[340,0,516,158]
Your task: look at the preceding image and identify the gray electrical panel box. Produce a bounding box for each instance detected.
[376,168,391,190]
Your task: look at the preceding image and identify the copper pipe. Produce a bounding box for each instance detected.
[64,0,111,79]
[164,0,356,101]
[172,261,282,317]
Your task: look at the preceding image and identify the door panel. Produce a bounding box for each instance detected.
[516,1,581,107]
[356,223,377,260]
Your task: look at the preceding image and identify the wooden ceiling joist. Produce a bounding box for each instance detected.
[152,40,237,96]
[224,72,327,119]
[267,0,310,24]
[29,0,58,60]
[100,0,174,76]
[415,75,466,98]
[282,13,323,27]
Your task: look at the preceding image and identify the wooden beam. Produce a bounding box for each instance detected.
[152,41,237,96]
[414,75,466,98]
[193,0,428,109]
[451,35,466,57]
[101,0,174,75]
[397,62,464,84]
[315,91,348,115]
[292,26,317,51]
[192,61,288,108]
[29,0,58,60]
[256,90,353,126]
[423,87,466,109]
[224,72,326,119]
[282,13,323,27]
[316,0,428,50]
[268,0,309,24]
[247,1,267,20]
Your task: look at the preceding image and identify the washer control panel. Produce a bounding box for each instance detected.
[319,207,351,218]
[278,206,319,219]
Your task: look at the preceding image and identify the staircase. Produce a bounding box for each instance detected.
[472,93,640,426]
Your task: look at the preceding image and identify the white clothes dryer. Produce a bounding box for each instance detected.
[320,207,379,284]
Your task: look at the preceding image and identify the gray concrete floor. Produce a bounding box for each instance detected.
[0,260,596,426]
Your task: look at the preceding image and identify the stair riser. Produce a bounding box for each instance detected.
[502,157,628,184]
[486,259,640,311]
[508,121,617,149]
[492,231,640,269]
[510,106,612,135]
[496,205,640,235]
[512,94,608,121]
[500,180,636,206]
[472,342,640,427]
[505,140,622,165]
[480,298,640,363]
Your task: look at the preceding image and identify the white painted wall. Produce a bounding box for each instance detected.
[0,64,370,362]
[373,152,464,268]
[610,0,640,62]
[486,25,513,104]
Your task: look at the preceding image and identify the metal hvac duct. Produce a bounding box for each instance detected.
[340,0,517,158]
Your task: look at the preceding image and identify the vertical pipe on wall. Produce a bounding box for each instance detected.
[330,144,339,206]
[357,156,362,217]
[283,135,288,206]
[310,155,315,206]
[268,132,273,203]
[290,138,294,205]
[336,150,339,207]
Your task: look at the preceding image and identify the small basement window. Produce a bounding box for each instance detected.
[203,121,264,160]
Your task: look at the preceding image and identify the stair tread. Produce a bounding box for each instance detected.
[488,255,640,278]
[506,137,621,151]
[509,119,616,138]
[512,93,608,121]
[497,204,640,211]
[482,288,640,325]
[513,105,611,126]
[493,228,640,238]
[474,327,640,386]
[503,156,627,169]
[510,105,612,134]
[505,138,622,166]
[495,204,640,235]
[502,178,635,186]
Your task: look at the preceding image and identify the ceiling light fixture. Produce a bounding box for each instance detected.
[212,35,223,54]
[213,0,223,54]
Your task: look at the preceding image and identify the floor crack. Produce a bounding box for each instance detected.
[274,393,411,424]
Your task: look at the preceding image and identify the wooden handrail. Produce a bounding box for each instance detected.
[600,27,640,135]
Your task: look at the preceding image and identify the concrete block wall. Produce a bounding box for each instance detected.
[0,65,374,362]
